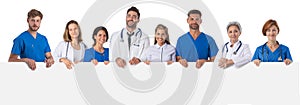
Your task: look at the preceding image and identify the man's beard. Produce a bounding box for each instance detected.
[189,24,199,30]
[29,25,39,31]
[126,20,137,28]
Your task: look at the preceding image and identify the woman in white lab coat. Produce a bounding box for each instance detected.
[218,21,252,68]
[54,20,87,69]
[141,24,176,65]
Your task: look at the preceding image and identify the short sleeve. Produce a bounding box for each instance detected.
[11,38,23,55]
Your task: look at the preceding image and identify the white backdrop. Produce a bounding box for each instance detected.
[0,0,299,105]
[0,0,298,62]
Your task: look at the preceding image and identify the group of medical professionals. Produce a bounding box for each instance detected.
[8,6,293,70]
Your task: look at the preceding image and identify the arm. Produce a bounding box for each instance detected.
[53,41,65,62]
[45,52,54,68]
[9,54,37,70]
[231,44,252,67]
[208,36,219,62]
[9,38,36,70]
[284,46,293,65]
[252,47,261,66]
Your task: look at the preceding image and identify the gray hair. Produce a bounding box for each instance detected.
[226,21,242,32]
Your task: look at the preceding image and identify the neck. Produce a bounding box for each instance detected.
[268,40,277,46]
[126,27,136,34]
[71,39,79,45]
[94,44,103,50]
[267,40,278,49]
[230,40,238,44]
[158,42,164,46]
[189,29,200,37]
[28,29,37,38]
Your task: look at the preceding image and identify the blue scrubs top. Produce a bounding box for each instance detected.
[11,31,51,62]
[252,44,293,62]
[84,47,109,62]
[176,32,219,62]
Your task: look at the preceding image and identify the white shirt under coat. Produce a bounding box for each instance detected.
[53,41,87,62]
[221,40,252,67]
[109,28,150,61]
[141,43,176,62]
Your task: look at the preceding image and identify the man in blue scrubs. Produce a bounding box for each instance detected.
[176,9,219,69]
[8,9,54,70]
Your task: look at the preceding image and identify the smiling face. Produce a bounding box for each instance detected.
[227,25,241,43]
[68,23,79,39]
[266,25,278,41]
[126,11,139,28]
[155,29,168,46]
[187,14,202,30]
[94,30,107,45]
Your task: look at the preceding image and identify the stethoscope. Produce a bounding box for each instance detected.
[222,41,242,57]
[261,41,282,62]
[120,28,142,47]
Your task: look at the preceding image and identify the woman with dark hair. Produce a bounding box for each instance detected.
[141,24,175,65]
[54,20,87,69]
[84,26,109,65]
[252,19,292,66]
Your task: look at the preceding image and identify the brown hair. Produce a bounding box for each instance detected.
[262,19,280,36]
[27,9,43,20]
[63,20,83,42]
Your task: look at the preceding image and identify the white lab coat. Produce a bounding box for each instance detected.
[109,28,150,61]
[53,41,87,62]
[221,41,252,67]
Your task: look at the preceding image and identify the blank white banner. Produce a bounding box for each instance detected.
[0,62,299,105]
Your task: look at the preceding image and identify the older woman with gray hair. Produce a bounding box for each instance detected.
[218,21,252,68]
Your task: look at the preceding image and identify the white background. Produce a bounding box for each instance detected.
[0,0,298,62]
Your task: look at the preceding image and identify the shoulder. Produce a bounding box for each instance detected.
[255,44,264,51]
[279,44,290,50]
[202,32,215,40]
[59,41,68,45]
[14,31,29,40]
[86,47,94,52]
[178,32,189,40]
[166,44,175,49]
[37,32,47,39]
[56,41,68,47]
[241,42,249,48]
[110,30,122,41]
[79,42,87,49]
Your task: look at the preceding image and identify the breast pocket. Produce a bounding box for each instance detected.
[131,43,142,57]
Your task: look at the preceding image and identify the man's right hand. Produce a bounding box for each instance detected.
[116,57,126,68]
[178,59,188,68]
[23,58,36,70]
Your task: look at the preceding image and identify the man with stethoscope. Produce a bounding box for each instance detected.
[110,6,150,68]
[218,21,252,68]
